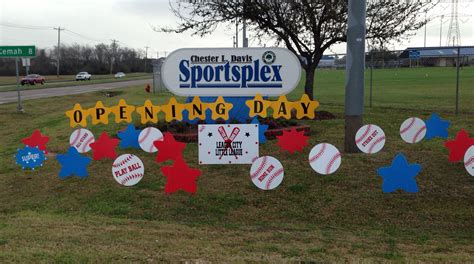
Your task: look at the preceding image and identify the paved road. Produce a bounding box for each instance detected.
[0,79,151,104]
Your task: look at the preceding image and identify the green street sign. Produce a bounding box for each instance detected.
[0,45,36,58]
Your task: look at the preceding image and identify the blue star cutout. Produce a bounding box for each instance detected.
[377,153,421,193]
[250,117,268,144]
[56,147,92,179]
[424,113,450,140]
[117,124,141,149]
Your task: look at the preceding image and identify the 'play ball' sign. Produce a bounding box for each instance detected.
[161,48,302,97]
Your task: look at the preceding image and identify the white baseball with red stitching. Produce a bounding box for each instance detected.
[112,154,144,186]
[138,127,163,153]
[400,117,426,144]
[308,143,341,175]
[464,146,474,176]
[69,128,95,153]
[250,156,284,190]
[355,124,386,154]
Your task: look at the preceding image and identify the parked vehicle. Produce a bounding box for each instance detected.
[114,72,126,78]
[75,72,92,81]
[20,74,45,85]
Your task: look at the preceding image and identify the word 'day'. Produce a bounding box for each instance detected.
[198,124,259,164]
[161,48,301,96]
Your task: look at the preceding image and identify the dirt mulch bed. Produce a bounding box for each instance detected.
[136,110,337,142]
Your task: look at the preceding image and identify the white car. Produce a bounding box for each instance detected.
[75,72,92,81]
[114,72,126,78]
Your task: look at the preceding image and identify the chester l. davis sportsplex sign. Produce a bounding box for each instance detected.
[161,48,302,97]
[0,46,36,58]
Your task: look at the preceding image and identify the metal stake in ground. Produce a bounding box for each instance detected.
[344,0,366,153]
[15,58,23,112]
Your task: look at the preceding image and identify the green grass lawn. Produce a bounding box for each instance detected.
[291,66,474,113]
[0,73,152,92]
[0,68,473,262]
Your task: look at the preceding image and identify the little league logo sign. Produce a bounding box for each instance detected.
[161,48,302,96]
[198,124,259,164]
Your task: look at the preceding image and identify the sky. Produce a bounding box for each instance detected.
[0,0,473,58]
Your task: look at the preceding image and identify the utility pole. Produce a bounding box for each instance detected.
[423,11,427,47]
[144,46,149,73]
[110,39,118,75]
[440,15,444,46]
[53,26,65,78]
[235,18,239,48]
[242,19,248,47]
[344,0,366,153]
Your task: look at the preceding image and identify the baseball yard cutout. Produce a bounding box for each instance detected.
[161,48,301,96]
[250,156,284,190]
[112,154,145,186]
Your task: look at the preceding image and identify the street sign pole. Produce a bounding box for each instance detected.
[344,0,366,153]
[15,58,23,112]
[0,45,36,112]
[455,46,460,115]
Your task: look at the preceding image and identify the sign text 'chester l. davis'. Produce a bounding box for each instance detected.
[161,48,302,97]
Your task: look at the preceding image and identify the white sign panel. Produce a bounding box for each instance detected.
[161,48,302,97]
[198,124,259,164]
[21,58,30,67]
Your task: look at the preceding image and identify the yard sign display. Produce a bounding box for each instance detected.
[14,47,473,196]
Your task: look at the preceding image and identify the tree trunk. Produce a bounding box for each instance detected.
[304,65,316,100]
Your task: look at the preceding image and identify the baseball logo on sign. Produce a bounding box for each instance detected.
[138,127,163,153]
[250,156,284,190]
[464,146,474,176]
[308,143,342,175]
[69,128,95,153]
[355,124,386,154]
[400,117,426,144]
[112,154,144,186]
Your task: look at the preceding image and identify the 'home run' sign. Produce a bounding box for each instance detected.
[198,124,259,164]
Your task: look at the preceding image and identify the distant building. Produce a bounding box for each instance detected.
[318,55,336,68]
[399,46,474,67]
[298,54,336,68]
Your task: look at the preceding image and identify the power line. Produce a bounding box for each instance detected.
[0,22,53,30]
[63,29,107,43]
[1,21,146,50]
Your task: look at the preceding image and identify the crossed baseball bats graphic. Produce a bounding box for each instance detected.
[217,126,240,159]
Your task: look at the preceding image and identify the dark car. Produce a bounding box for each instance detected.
[21,74,45,85]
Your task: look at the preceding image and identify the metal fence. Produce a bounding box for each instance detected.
[316,47,474,114]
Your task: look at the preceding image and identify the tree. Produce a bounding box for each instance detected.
[161,0,436,100]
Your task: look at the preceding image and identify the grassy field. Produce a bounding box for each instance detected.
[0,73,152,92]
[0,67,473,262]
[302,66,474,113]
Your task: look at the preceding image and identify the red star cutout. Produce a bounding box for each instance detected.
[276,128,309,154]
[89,131,119,160]
[161,158,201,194]
[22,130,49,153]
[444,129,474,162]
[153,132,186,163]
